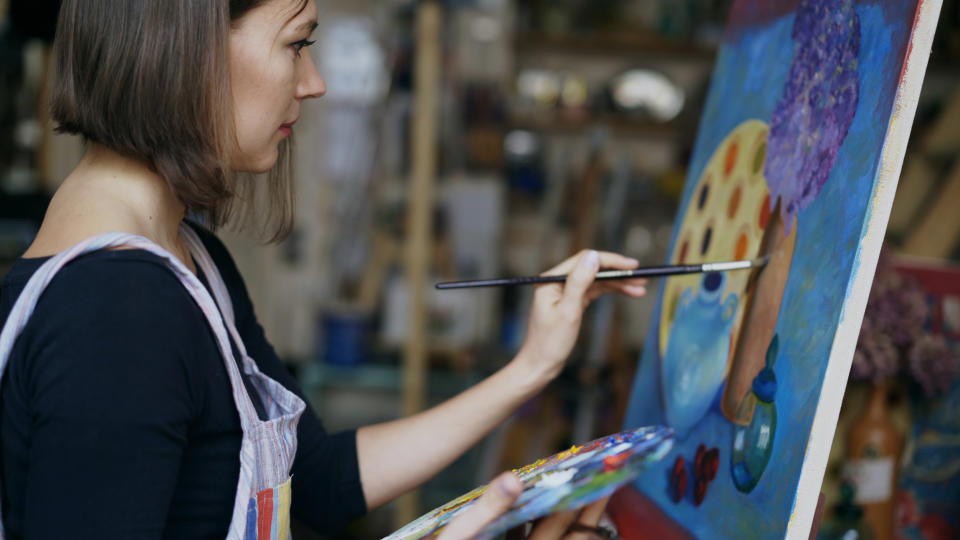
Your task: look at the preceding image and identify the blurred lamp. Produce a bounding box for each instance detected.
[610,69,685,122]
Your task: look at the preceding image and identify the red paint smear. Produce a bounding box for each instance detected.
[609,484,696,540]
[897,0,925,85]
[603,451,630,471]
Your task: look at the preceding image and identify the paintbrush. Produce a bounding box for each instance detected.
[435,256,770,290]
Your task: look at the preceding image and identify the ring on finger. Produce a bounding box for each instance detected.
[566,523,618,539]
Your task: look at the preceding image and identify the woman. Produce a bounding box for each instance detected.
[0,0,647,537]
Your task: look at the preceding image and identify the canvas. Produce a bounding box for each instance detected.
[610,0,942,538]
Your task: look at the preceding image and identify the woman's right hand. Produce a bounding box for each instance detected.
[438,472,612,540]
[515,250,646,386]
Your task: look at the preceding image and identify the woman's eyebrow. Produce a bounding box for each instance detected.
[294,20,318,33]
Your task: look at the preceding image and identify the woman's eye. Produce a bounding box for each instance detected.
[292,39,316,57]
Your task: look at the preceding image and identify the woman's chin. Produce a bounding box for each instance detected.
[234,151,279,174]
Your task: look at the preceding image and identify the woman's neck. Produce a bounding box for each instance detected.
[24,143,195,271]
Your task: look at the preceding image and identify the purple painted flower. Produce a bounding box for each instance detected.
[764,0,861,230]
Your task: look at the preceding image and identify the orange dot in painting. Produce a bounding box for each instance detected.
[759,193,772,230]
[727,185,742,219]
[678,239,689,264]
[724,141,739,177]
[734,232,749,260]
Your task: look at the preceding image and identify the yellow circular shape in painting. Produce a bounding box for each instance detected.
[658,120,771,360]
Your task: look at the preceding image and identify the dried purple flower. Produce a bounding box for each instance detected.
[852,317,899,382]
[907,335,960,397]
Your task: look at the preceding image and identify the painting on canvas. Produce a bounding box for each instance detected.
[610,0,942,538]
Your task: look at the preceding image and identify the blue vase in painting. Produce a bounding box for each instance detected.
[731,335,778,493]
[661,272,738,437]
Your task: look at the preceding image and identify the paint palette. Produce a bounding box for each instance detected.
[385,426,675,540]
[659,120,772,360]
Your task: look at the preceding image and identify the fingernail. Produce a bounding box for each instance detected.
[495,474,522,498]
[581,250,599,270]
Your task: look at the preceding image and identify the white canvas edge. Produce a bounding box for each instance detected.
[784,1,944,538]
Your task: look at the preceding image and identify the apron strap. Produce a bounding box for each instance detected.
[180,225,267,380]
[0,232,263,430]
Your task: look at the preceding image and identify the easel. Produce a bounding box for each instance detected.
[396,0,442,528]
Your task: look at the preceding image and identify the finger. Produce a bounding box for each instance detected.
[527,510,578,540]
[543,251,639,277]
[586,282,647,303]
[565,496,610,540]
[532,281,564,305]
[560,250,599,312]
[592,280,647,296]
[439,473,523,540]
[619,284,647,297]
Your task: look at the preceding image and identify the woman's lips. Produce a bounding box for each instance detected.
[279,122,295,136]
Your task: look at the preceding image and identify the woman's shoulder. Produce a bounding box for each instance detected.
[6,248,211,345]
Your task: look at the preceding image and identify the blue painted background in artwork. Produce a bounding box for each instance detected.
[622,2,916,537]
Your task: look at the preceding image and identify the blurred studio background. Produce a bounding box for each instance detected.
[1,1,960,538]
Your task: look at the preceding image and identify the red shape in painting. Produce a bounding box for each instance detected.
[703,448,720,482]
[693,478,707,506]
[759,193,772,230]
[670,456,687,504]
[694,444,706,477]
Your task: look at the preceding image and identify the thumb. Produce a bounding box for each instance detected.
[561,250,599,311]
[438,473,522,540]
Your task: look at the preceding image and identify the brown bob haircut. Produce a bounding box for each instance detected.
[51,0,309,242]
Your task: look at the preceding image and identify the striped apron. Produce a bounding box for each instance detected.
[0,223,306,540]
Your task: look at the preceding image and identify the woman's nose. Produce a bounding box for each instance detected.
[297,51,327,100]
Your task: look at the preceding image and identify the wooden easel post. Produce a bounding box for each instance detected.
[396,0,442,528]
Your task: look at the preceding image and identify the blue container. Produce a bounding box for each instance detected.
[319,311,372,366]
[661,272,738,437]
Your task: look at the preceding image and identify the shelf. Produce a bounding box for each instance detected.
[509,110,697,140]
[515,30,717,62]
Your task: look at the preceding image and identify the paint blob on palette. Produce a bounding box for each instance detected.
[385,426,675,540]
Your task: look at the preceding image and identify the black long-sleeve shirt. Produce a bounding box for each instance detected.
[0,223,366,538]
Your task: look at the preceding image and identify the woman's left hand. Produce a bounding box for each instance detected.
[438,472,613,540]
[516,250,647,384]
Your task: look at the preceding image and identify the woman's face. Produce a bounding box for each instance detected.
[229,0,326,172]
